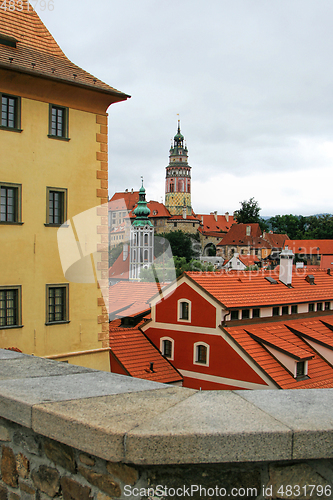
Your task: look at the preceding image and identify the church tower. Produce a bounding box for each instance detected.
[129,181,154,280]
[165,120,192,216]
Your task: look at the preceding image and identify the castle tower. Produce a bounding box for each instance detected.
[129,181,154,280]
[165,120,192,216]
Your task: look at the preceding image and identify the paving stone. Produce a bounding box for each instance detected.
[125,391,292,464]
[13,431,40,456]
[0,426,10,442]
[8,493,19,500]
[236,389,333,460]
[44,438,76,474]
[106,462,138,485]
[16,452,29,479]
[1,446,18,487]
[78,465,121,497]
[19,481,37,500]
[0,484,8,500]
[268,463,329,500]
[79,453,95,467]
[33,388,195,462]
[31,465,60,498]
[60,476,93,500]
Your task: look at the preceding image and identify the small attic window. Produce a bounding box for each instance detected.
[265,277,278,284]
[0,35,17,48]
[305,275,315,285]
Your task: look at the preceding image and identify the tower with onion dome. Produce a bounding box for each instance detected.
[129,180,154,280]
[165,120,192,217]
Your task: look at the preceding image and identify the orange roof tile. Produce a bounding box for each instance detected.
[0,3,129,98]
[217,223,262,246]
[108,192,140,212]
[263,233,289,248]
[197,213,235,235]
[225,316,333,389]
[109,326,182,384]
[109,252,129,281]
[238,255,260,267]
[109,281,163,317]
[287,240,333,255]
[186,269,333,308]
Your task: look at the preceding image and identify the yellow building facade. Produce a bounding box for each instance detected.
[0,4,128,369]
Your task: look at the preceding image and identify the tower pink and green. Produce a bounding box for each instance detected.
[165,120,192,216]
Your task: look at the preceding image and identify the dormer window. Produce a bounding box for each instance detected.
[296,361,305,377]
[0,34,17,48]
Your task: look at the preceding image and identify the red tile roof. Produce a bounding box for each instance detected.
[109,324,182,384]
[197,213,235,235]
[109,281,164,317]
[263,233,289,248]
[287,240,333,255]
[0,4,129,98]
[108,192,140,212]
[225,316,333,389]
[238,255,260,267]
[186,269,333,308]
[109,251,129,281]
[217,223,262,246]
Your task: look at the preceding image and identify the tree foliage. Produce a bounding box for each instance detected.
[140,257,215,282]
[234,198,261,224]
[158,231,195,262]
[267,214,333,239]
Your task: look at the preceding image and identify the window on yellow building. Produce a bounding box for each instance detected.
[46,284,69,324]
[46,187,67,226]
[0,286,21,328]
[1,93,21,131]
[0,183,22,223]
[48,104,69,140]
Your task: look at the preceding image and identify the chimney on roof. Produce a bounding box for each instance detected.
[246,226,251,236]
[213,211,218,222]
[279,247,294,286]
[225,212,229,222]
[201,215,204,223]
[131,188,133,194]
[125,189,128,193]
[305,274,315,285]
[150,362,155,372]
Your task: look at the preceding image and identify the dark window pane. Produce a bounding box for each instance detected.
[163,340,172,358]
[0,186,17,222]
[48,287,66,322]
[0,289,18,327]
[196,345,207,364]
[1,95,17,128]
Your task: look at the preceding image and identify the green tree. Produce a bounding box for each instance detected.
[304,214,333,239]
[234,198,261,224]
[158,231,195,262]
[268,214,307,239]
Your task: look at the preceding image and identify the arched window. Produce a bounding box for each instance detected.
[160,337,174,359]
[193,342,209,366]
[144,249,148,262]
[144,233,149,246]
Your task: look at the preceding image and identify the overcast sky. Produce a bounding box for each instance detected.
[39,0,333,217]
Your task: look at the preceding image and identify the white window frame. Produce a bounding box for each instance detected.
[177,299,191,322]
[193,342,210,367]
[160,336,174,360]
[294,360,308,378]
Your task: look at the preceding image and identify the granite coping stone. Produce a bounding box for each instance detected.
[0,368,167,428]
[125,390,292,464]
[235,389,333,461]
[1,351,333,465]
[32,387,196,462]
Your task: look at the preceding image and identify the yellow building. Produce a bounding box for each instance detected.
[0,4,129,369]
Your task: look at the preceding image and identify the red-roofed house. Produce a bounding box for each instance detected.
[287,240,333,269]
[109,324,183,385]
[142,268,333,390]
[197,212,235,255]
[224,254,260,270]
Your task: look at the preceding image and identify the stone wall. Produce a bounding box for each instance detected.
[1,350,333,499]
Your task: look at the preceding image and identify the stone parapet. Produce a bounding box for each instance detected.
[0,350,333,499]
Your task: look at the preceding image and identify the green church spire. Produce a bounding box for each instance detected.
[132,178,153,227]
